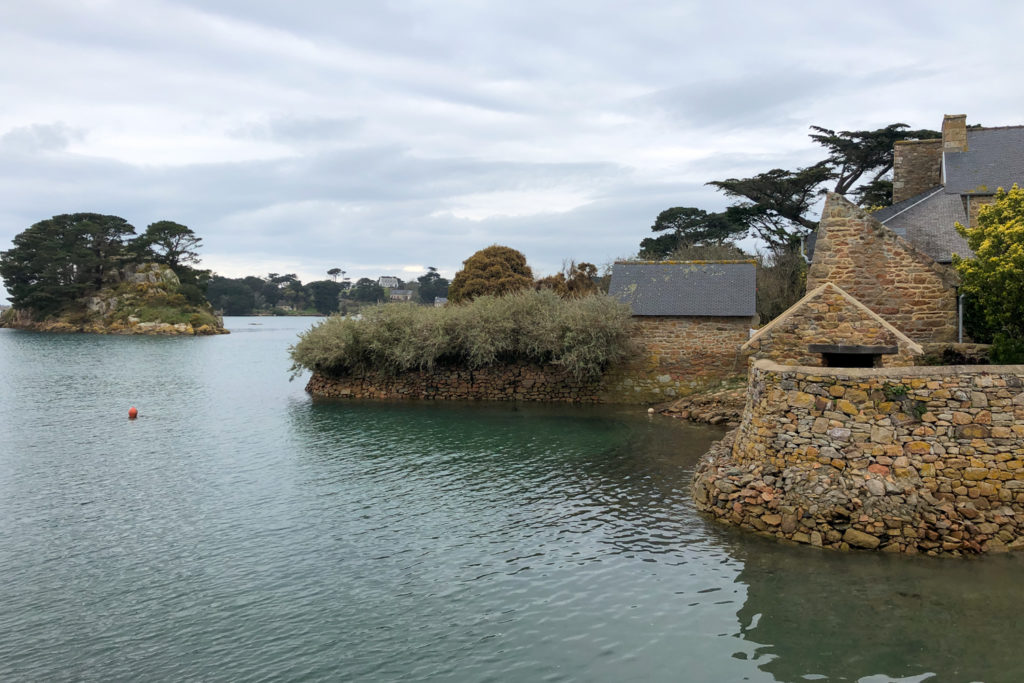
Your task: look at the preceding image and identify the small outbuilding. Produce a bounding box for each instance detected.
[607,260,757,397]
[741,282,923,367]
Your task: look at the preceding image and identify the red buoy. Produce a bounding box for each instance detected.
[128,407,138,420]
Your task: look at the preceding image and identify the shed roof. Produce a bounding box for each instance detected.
[608,261,756,317]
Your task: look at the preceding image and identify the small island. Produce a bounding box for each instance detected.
[0,213,227,335]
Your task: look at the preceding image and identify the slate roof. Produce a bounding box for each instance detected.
[608,261,756,317]
[874,187,973,263]
[945,126,1024,195]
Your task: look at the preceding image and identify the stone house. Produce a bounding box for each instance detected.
[389,289,414,302]
[877,114,1024,263]
[741,282,922,367]
[377,276,401,289]
[807,193,960,344]
[607,260,757,398]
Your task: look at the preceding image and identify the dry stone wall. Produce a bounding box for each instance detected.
[742,283,920,367]
[808,193,959,344]
[307,363,606,402]
[693,360,1024,555]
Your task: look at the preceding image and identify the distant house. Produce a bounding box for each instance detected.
[874,114,1024,263]
[389,289,414,302]
[378,276,401,289]
[607,260,757,397]
[433,297,448,307]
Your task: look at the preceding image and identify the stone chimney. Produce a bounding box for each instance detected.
[892,138,942,203]
[942,114,968,152]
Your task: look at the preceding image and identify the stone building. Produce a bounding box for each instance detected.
[807,193,959,344]
[741,282,922,367]
[607,260,757,399]
[879,114,1024,263]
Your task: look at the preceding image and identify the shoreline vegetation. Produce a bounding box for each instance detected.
[290,289,635,382]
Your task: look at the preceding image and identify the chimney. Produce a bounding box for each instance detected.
[942,114,968,152]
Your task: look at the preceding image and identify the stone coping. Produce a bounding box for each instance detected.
[752,358,1024,378]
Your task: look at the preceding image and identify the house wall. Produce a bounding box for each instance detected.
[743,286,918,367]
[609,315,751,401]
[692,360,1024,555]
[893,139,942,203]
[807,194,959,344]
[305,315,752,405]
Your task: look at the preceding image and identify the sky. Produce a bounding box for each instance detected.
[2,0,1024,296]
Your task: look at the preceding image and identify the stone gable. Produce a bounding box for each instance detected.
[807,193,959,344]
[742,283,921,367]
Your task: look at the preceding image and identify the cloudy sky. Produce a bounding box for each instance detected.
[2,1,1023,294]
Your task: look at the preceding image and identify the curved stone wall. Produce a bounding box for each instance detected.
[693,360,1024,555]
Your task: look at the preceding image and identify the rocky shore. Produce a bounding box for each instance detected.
[658,384,746,426]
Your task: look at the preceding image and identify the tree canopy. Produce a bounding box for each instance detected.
[134,221,202,269]
[953,184,1024,359]
[417,266,449,303]
[448,245,534,303]
[0,213,137,315]
[639,205,750,258]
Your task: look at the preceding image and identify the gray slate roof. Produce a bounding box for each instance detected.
[945,127,1024,195]
[874,187,974,263]
[608,261,756,316]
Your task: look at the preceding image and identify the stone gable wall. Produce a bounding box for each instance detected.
[807,194,959,343]
[306,315,752,404]
[693,360,1024,555]
[893,139,942,203]
[743,285,918,367]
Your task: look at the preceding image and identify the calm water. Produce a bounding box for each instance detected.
[1,317,1022,682]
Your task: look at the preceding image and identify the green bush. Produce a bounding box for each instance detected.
[290,289,635,380]
[990,334,1024,364]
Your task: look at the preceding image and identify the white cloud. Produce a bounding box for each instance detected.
[3,0,1024,303]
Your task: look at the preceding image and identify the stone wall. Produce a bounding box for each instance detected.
[742,283,920,367]
[307,315,752,404]
[614,316,749,401]
[807,193,959,344]
[893,139,942,203]
[693,360,1024,555]
[306,363,606,402]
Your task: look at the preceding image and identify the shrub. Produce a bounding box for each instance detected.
[290,289,635,380]
[447,245,534,303]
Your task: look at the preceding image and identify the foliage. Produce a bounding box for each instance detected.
[535,261,600,298]
[133,221,202,269]
[990,334,1024,364]
[417,266,449,303]
[347,277,387,303]
[0,213,137,316]
[809,124,940,199]
[638,121,942,259]
[327,267,343,281]
[708,163,832,250]
[953,185,1024,342]
[755,246,807,323]
[290,289,635,381]
[638,206,748,258]
[306,279,344,314]
[447,245,534,303]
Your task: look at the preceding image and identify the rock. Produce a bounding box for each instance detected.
[865,479,886,497]
[843,528,881,549]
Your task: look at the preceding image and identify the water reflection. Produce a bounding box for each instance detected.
[730,533,1024,682]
